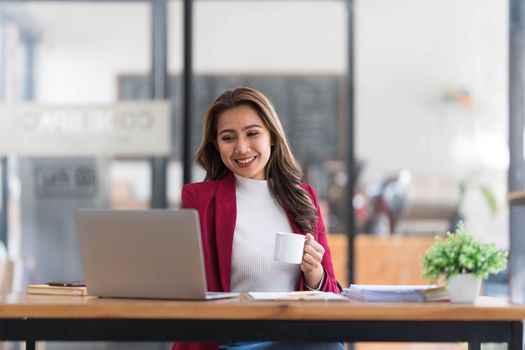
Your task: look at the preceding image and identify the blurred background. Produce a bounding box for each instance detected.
[0,0,518,349]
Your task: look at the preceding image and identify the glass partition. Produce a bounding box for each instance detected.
[0,2,172,348]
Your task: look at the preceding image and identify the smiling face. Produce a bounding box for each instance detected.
[216,104,273,180]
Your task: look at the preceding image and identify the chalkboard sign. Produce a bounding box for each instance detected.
[118,74,344,163]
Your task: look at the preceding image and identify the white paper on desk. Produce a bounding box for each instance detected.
[248,292,347,301]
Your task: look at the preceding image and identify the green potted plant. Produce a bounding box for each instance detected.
[421,222,507,303]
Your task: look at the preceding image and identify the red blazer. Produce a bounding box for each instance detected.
[173,172,340,350]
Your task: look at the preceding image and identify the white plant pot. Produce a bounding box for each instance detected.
[447,273,482,303]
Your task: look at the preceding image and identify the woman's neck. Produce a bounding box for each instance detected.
[234,174,274,201]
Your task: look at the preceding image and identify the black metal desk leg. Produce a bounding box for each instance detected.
[510,321,524,350]
[468,341,481,350]
[26,340,35,350]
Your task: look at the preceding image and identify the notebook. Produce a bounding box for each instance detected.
[76,209,239,300]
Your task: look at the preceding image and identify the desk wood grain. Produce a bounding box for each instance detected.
[0,293,524,321]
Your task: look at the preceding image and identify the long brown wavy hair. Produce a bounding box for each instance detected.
[195,86,317,234]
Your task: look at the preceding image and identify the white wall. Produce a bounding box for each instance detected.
[4,0,509,246]
[357,0,508,175]
[14,2,151,103]
[18,1,347,100]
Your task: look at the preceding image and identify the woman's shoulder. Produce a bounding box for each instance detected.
[182,174,235,198]
[299,182,320,201]
[299,182,315,193]
[182,179,220,207]
[183,173,234,195]
[183,179,221,193]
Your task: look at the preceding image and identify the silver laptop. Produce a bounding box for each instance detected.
[76,209,239,300]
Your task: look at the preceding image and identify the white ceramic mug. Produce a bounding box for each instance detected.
[273,232,306,264]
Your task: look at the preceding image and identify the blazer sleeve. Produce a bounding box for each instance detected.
[181,184,197,209]
[301,184,342,294]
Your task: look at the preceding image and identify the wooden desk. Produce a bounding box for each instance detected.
[0,293,523,350]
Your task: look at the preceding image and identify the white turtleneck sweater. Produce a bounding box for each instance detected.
[230,174,301,293]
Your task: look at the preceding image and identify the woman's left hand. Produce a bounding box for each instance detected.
[301,233,325,289]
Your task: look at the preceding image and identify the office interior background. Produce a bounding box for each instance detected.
[0,0,522,349]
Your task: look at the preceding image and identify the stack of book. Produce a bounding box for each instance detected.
[27,283,88,296]
[248,291,347,301]
[342,284,449,302]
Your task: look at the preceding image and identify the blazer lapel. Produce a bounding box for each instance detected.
[214,172,236,292]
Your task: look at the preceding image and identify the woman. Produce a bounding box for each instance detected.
[174,87,343,350]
